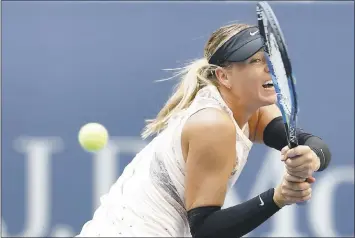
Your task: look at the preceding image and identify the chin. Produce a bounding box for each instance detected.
[259,94,277,107]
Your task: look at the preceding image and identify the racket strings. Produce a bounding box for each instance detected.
[257,1,298,147]
[268,35,293,116]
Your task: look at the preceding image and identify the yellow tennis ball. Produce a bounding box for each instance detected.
[78,123,109,152]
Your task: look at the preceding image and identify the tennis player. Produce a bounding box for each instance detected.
[76,23,331,237]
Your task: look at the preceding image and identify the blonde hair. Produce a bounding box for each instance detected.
[141,23,252,139]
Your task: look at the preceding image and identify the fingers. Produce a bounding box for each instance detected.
[284,157,305,167]
[281,146,291,161]
[285,159,313,178]
[284,173,307,182]
[283,147,315,178]
[281,146,313,163]
[282,192,312,203]
[282,179,311,191]
[281,186,312,198]
[287,163,313,173]
[286,145,312,158]
[306,176,316,183]
[284,173,316,183]
[286,166,313,178]
[281,146,290,156]
[278,177,313,204]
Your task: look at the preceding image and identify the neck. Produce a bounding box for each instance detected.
[218,87,257,129]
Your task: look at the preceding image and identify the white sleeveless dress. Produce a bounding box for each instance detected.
[76,85,253,237]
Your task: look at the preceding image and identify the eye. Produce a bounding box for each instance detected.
[250,58,262,64]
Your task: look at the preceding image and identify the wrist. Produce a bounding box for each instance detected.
[273,188,286,208]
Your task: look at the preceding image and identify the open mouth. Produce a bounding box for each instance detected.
[262,80,274,88]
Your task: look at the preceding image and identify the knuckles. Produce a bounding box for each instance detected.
[306,153,314,161]
[301,188,312,196]
[285,164,313,178]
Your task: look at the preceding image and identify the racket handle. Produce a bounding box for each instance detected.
[289,141,298,149]
[287,142,310,206]
[290,143,310,206]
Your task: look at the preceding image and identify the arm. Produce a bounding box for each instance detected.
[183,108,236,209]
[182,108,283,238]
[251,104,331,171]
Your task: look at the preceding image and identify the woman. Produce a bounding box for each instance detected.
[77,23,331,237]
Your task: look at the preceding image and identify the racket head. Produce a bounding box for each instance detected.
[256,1,299,148]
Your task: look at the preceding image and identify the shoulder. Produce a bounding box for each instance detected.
[182,107,236,145]
[248,104,282,143]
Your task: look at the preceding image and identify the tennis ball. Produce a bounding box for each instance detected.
[78,123,109,152]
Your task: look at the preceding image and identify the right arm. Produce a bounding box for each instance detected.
[183,108,236,210]
[182,108,311,238]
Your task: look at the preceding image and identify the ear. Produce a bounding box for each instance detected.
[215,67,232,89]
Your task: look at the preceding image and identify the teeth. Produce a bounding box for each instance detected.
[263,80,273,85]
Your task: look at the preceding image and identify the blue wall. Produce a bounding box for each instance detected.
[2,1,354,237]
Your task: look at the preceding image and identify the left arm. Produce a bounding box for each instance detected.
[250,104,331,173]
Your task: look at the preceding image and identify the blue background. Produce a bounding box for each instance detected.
[2,1,354,237]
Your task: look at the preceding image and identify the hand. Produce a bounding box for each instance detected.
[273,171,315,208]
[281,145,320,179]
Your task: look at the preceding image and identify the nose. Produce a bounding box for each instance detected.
[264,63,270,73]
[262,53,270,73]
[264,62,272,81]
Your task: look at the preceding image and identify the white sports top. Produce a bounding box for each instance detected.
[76,85,253,237]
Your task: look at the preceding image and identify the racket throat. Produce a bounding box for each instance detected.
[284,123,298,148]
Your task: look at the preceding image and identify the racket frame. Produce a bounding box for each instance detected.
[257,1,299,149]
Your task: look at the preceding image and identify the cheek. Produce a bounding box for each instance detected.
[243,74,262,91]
[248,70,267,89]
[229,68,263,94]
[231,79,258,99]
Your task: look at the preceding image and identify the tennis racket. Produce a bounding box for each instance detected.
[256,1,299,149]
[257,2,311,205]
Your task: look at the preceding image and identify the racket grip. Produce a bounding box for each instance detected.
[287,142,310,206]
[289,141,298,149]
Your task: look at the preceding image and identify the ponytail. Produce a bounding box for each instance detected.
[141,58,217,139]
